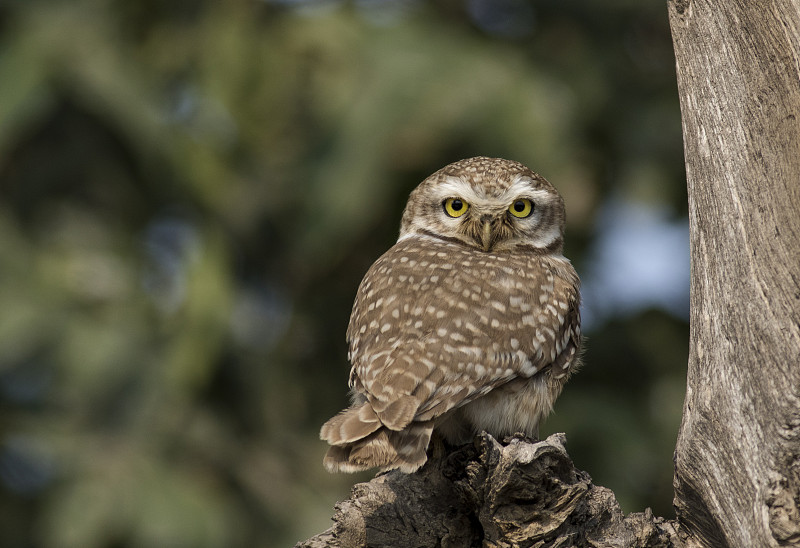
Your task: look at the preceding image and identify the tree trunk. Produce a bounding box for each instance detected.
[667,0,800,546]
[297,2,800,546]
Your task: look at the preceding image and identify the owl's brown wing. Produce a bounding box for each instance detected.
[345,242,581,433]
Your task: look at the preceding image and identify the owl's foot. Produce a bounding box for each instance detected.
[502,431,540,445]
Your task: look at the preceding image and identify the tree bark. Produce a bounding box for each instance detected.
[297,434,682,548]
[298,2,800,546]
[667,1,800,546]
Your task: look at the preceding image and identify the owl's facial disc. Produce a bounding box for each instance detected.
[398,166,565,254]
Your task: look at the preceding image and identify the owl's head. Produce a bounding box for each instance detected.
[398,157,567,254]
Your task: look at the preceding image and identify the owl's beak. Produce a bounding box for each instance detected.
[480,220,493,251]
[470,213,507,252]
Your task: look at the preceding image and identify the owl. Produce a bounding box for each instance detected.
[320,157,581,473]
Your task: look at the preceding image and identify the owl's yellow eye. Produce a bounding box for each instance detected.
[443,198,469,218]
[508,199,533,218]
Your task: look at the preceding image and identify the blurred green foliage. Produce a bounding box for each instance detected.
[0,1,687,546]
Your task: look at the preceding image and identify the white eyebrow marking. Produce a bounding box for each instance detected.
[434,176,555,209]
[434,177,488,205]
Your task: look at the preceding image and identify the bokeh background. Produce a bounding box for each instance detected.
[0,1,688,546]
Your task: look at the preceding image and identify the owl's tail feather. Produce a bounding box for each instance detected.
[320,402,382,445]
[322,421,434,473]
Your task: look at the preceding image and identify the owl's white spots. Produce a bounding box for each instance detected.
[320,157,581,474]
[522,314,536,326]
[464,346,484,360]
[464,321,480,334]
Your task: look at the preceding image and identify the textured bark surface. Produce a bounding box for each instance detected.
[296,434,682,548]
[668,1,800,547]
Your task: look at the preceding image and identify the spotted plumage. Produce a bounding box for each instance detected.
[320,157,581,473]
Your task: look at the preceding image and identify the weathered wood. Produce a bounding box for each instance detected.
[667,1,800,546]
[296,434,681,548]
